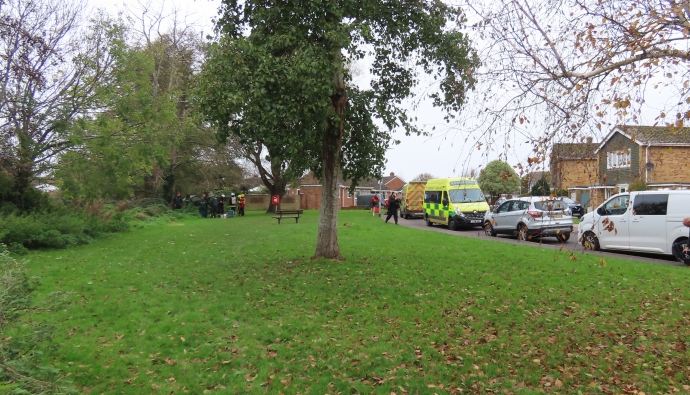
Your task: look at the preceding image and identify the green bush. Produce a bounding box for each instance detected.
[0,244,74,394]
[530,177,551,196]
[0,209,129,254]
[144,204,170,217]
[629,178,647,191]
[0,244,33,327]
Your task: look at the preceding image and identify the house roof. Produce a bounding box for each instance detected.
[357,179,382,189]
[527,171,550,182]
[596,125,690,152]
[382,174,401,186]
[551,143,598,160]
[296,172,402,189]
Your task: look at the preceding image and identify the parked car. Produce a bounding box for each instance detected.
[483,197,574,241]
[578,190,690,265]
[558,197,584,218]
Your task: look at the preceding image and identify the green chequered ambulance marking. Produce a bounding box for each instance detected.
[424,203,451,218]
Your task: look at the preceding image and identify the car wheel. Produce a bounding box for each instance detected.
[557,232,570,242]
[484,222,496,237]
[448,219,458,231]
[517,224,529,241]
[672,237,690,266]
[425,216,433,227]
[582,231,600,251]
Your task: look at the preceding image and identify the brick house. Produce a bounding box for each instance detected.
[288,172,406,210]
[550,138,598,207]
[553,125,690,210]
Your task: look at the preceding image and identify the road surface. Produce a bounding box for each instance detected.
[379,212,684,267]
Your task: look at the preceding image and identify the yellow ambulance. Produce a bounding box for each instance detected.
[400,181,426,219]
[423,177,490,230]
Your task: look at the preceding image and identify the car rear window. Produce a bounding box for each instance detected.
[533,200,568,211]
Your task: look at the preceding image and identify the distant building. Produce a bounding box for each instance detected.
[288,172,406,210]
[549,125,690,210]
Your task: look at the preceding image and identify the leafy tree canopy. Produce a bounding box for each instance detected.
[460,0,690,167]
[531,177,551,196]
[199,0,478,258]
[477,160,520,197]
[412,173,436,182]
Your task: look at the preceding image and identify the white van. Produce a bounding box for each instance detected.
[578,190,690,265]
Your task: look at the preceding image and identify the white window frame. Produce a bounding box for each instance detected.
[606,149,631,169]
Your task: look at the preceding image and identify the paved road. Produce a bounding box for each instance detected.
[380,213,685,267]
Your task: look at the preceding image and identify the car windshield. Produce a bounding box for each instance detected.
[560,197,576,204]
[449,188,485,203]
[533,200,568,211]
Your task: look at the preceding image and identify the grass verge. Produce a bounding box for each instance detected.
[17,210,690,394]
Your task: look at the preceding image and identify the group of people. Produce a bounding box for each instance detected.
[370,192,402,225]
[172,192,245,218]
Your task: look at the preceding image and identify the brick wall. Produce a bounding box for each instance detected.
[301,186,322,210]
[553,158,598,190]
[245,195,269,211]
[643,146,690,184]
[244,194,301,210]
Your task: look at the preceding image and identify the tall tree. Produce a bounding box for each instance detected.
[0,0,118,210]
[57,8,246,201]
[461,0,690,162]
[411,173,436,182]
[242,142,298,212]
[531,177,551,196]
[477,160,521,199]
[200,0,477,259]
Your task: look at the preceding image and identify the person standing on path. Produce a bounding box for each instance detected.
[385,192,399,224]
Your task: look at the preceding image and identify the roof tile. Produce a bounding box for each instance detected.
[617,125,690,145]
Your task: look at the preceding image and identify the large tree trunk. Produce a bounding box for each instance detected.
[314,54,346,260]
[266,181,287,212]
[13,134,37,212]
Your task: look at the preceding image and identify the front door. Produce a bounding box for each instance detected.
[597,194,631,250]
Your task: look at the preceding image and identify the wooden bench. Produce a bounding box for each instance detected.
[272,209,303,224]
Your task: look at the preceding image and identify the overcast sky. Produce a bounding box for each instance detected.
[85,0,567,183]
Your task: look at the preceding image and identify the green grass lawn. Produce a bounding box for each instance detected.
[18,210,690,394]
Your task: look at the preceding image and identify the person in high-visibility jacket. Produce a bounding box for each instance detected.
[238,194,246,216]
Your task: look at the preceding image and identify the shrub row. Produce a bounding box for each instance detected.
[0,200,186,255]
[0,244,73,393]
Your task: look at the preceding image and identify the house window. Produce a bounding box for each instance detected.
[347,189,351,198]
[606,149,631,169]
[296,189,300,195]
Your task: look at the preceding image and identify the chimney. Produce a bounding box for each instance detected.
[586,137,593,144]
[390,172,395,176]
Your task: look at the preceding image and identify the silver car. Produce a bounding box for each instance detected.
[483,197,574,241]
